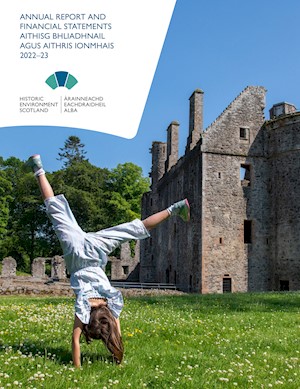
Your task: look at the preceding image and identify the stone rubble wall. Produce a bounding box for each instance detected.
[0,240,140,295]
[0,277,73,296]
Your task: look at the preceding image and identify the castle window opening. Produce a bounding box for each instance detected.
[122,266,129,276]
[223,277,232,293]
[166,268,170,283]
[218,172,221,178]
[280,280,289,291]
[240,127,249,140]
[240,164,251,186]
[45,259,51,277]
[244,220,252,243]
[219,237,223,244]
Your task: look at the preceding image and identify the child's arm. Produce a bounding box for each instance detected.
[115,318,121,335]
[72,315,83,368]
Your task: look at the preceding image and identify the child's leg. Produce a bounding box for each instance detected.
[142,199,190,230]
[142,209,170,231]
[26,154,54,200]
[26,154,83,247]
[92,198,190,255]
[37,174,54,200]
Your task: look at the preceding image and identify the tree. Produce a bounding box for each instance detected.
[50,160,110,232]
[0,157,51,270]
[0,151,150,271]
[0,171,12,239]
[58,136,87,167]
[0,157,21,260]
[105,162,150,225]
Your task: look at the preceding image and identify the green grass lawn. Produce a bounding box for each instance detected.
[0,292,299,388]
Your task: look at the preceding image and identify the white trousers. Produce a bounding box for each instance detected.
[44,194,150,274]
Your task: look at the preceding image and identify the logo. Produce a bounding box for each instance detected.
[46,71,78,90]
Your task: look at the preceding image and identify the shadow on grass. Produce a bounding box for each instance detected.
[0,341,113,366]
[128,291,300,314]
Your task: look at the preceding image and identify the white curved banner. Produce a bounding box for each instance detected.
[0,0,176,138]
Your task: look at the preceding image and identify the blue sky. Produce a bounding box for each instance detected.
[1,0,300,176]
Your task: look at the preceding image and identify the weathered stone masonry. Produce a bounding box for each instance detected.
[0,242,140,294]
[141,86,300,293]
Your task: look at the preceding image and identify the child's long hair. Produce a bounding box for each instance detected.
[82,305,123,364]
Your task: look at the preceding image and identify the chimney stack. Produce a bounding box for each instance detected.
[269,102,296,119]
[150,141,167,189]
[186,89,204,151]
[165,121,179,172]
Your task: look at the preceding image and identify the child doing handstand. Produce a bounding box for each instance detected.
[27,154,190,367]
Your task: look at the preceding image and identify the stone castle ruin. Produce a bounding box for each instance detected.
[0,256,71,296]
[140,86,300,293]
[2,86,300,295]
[0,242,140,294]
[110,241,141,281]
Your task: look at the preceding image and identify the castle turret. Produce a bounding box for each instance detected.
[186,89,204,151]
[150,141,167,189]
[165,121,179,172]
[269,102,297,119]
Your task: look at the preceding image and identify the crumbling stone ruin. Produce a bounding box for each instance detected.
[0,255,71,295]
[140,86,300,293]
[1,257,17,277]
[0,240,140,295]
[31,256,67,280]
[109,241,140,281]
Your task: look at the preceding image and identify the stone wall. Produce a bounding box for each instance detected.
[110,241,140,281]
[30,256,67,280]
[1,240,138,295]
[141,118,203,292]
[1,257,17,277]
[0,255,71,296]
[0,277,72,296]
[265,113,300,291]
[202,86,269,293]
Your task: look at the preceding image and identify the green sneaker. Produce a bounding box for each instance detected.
[168,199,190,222]
[25,154,43,173]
